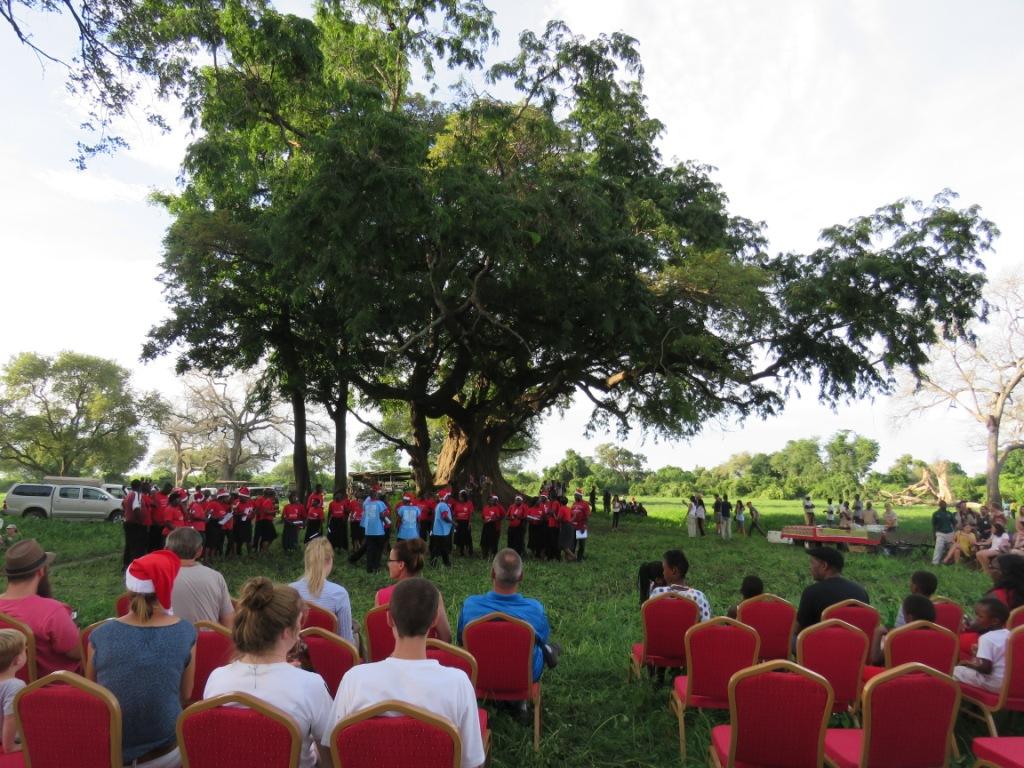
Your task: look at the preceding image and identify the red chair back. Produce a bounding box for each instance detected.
[330,700,460,768]
[1009,606,1024,631]
[301,603,339,634]
[684,618,760,703]
[178,692,302,768]
[115,592,131,617]
[931,598,965,634]
[861,664,960,767]
[15,671,122,768]
[364,605,395,663]
[638,593,700,667]
[80,619,112,668]
[1005,626,1024,703]
[463,612,534,700]
[0,611,37,683]
[426,639,478,687]
[726,661,833,768]
[190,622,234,704]
[796,619,868,712]
[884,621,958,674]
[299,628,359,698]
[736,594,796,661]
[821,599,879,639]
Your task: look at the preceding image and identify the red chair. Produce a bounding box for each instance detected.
[932,597,965,634]
[364,605,395,663]
[14,671,122,768]
[736,593,796,661]
[1009,606,1024,631]
[881,620,958,676]
[299,627,360,698]
[80,619,112,668]
[329,700,461,768]
[425,639,491,760]
[463,611,543,751]
[0,612,37,683]
[190,621,234,704]
[824,663,959,768]
[670,617,760,762]
[708,660,833,768]
[797,619,868,721]
[973,736,1024,767]
[821,599,880,640]
[114,592,131,617]
[628,593,700,682]
[959,625,1024,736]
[301,603,339,634]
[177,692,301,768]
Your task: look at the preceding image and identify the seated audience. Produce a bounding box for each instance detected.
[1010,516,1024,554]
[977,522,1011,575]
[959,553,1024,659]
[726,575,764,619]
[0,629,26,754]
[943,523,977,565]
[869,594,936,665]
[166,527,234,627]
[795,547,869,631]
[863,502,878,526]
[894,570,938,627]
[374,539,451,642]
[205,578,333,768]
[457,549,552,682]
[88,550,196,768]
[0,540,81,675]
[646,549,711,621]
[883,503,898,530]
[290,538,354,643]
[955,597,1011,692]
[327,579,485,768]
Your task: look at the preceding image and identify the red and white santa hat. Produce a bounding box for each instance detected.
[574,488,584,498]
[125,550,181,610]
[216,488,230,498]
[402,494,412,502]
[238,487,251,499]
[490,494,499,501]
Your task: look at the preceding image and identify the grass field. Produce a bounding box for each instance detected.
[5,497,1013,766]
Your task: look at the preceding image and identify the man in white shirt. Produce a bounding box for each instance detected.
[166,527,234,627]
[326,578,485,768]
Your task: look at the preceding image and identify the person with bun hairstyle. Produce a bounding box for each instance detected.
[204,578,333,768]
[88,550,196,768]
[374,539,452,642]
[289,538,355,643]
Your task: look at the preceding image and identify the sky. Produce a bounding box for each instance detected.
[1,0,1021,477]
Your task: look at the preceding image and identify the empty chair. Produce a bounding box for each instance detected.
[628,593,700,682]
[708,660,833,768]
[177,691,302,768]
[15,671,121,768]
[821,600,880,640]
[972,736,1024,767]
[736,594,796,661]
[959,625,1024,736]
[190,621,234,704]
[670,617,760,762]
[301,603,339,634]
[797,619,868,721]
[931,597,965,635]
[1009,606,1024,631]
[824,663,959,768]
[299,627,360,698]
[0,613,36,684]
[364,605,395,663]
[329,700,461,768]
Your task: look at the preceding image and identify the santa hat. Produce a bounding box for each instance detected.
[169,487,186,501]
[125,550,181,610]
[192,491,204,502]
[402,494,412,501]
[442,490,453,500]
[515,494,523,501]
[490,494,499,501]
[238,487,251,499]
[216,489,230,499]
[539,491,548,499]
[574,489,584,497]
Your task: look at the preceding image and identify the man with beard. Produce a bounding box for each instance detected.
[0,539,82,675]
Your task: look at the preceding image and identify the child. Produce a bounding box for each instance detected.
[955,597,1010,692]
[894,571,938,627]
[0,629,27,753]
[727,575,765,619]
[870,594,936,665]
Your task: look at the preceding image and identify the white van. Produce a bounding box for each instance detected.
[2,483,124,521]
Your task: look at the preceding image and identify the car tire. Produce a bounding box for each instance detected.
[23,508,47,519]
[108,510,125,523]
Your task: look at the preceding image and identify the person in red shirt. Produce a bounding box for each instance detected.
[305,484,326,542]
[281,492,306,552]
[480,495,505,559]
[527,494,546,559]
[545,495,562,561]
[569,489,591,562]
[121,479,149,570]
[220,492,237,556]
[506,494,527,556]
[162,488,188,537]
[452,490,475,557]
[232,487,255,556]
[327,490,349,552]
[204,490,230,560]
[417,493,436,542]
[143,484,162,553]
[188,490,207,542]
[252,488,279,552]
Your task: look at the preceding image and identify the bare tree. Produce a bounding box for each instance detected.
[151,401,221,487]
[898,272,1024,506]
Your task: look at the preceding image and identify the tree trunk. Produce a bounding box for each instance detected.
[987,415,1003,508]
[433,418,517,502]
[289,386,311,499]
[332,381,348,493]
[931,461,955,504]
[408,403,433,496]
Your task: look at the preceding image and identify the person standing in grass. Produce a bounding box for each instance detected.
[746,501,765,537]
[932,500,957,565]
[735,500,746,535]
[694,495,706,536]
[429,491,454,567]
[685,496,697,538]
[719,494,733,540]
[506,494,527,556]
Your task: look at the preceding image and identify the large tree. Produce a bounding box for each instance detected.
[0,351,157,477]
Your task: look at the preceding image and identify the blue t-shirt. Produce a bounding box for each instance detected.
[91,619,196,761]
[362,499,386,536]
[432,502,453,536]
[396,504,420,539]
[457,591,550,681]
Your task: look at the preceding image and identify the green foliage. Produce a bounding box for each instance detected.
[0,351,157,478]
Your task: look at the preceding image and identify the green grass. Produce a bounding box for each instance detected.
[10,498,1013,766]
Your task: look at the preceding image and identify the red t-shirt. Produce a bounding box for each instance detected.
[328,500,348,519]
[258,497,279,522]
[305,493,325,521]
[417,498,436,522]
[571,500,591,531]
[348,499,363,523]
[282,503,306,525]
[0,595,81,676]
[482,504,505,524]
[526,504,543,523]
[507,502,527,527]
[140,494,158,527]
[188,500,207,532]
[152,492,170,526]
[545,503,560,528]
[452,501,474,522]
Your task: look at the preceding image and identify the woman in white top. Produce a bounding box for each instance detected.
[289,538,354,642]
[204,578,333,768]
[685,496,698,538]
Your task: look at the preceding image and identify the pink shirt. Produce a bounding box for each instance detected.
[0,595,81,676]
[375,584,396,607]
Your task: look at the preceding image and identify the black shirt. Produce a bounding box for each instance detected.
[796,576,870,629]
